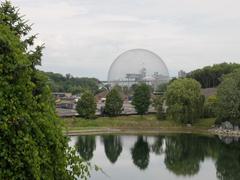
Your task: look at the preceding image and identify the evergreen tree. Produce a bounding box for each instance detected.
[76,91,96,119]
[0,1,89,179]
[132,84,151,115]
[104,88,123,116]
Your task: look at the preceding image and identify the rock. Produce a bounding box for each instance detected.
[221,121,233,130]
[186,124,192,127]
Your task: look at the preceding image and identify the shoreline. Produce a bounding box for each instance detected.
[65,127,240,137]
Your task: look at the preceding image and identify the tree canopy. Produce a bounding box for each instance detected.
[216,69,240,125]
[187,62,240,88]
[132,83,151,115]
[76,91,96,119]
[45,72,100,95]
[0,1,89,179]
[165,78,204,124]
[104,88,123,116]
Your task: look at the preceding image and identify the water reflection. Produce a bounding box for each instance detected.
[131,136,150,170]
[164,135,204,176]
[72,134,240,180]
[102,135,122,164]
[75,135,96,161]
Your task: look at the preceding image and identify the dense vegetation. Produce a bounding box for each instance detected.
[216,69,240,125]
[187,62,240,88]
[165,78,204,124]
[76,91,96,119]
[132,84,151,115]
[0,1,89,179]
[45,72,100,94]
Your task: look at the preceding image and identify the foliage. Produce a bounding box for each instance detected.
[0,1,89,179]
[131,137,150,170]
[76,91,96,119]
[202,95,217,118]
[153,95,166,120]
[156,83,168,92]
[165,78,204,124]
[102,135,122,164]
[104,88,123,116]
[45,71,100,95]
[216,70,240,125]
[187,62,240,88]
[132,84,151,115]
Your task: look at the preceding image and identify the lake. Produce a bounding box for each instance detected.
[69,133,240,180]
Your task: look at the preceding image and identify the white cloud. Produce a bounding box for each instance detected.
[11,0,240,79]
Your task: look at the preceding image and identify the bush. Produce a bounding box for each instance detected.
[104,89,123,116]
[76,91,96,119]
[132,84,151,115]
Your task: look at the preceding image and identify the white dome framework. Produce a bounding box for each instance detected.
[108,49,170,88]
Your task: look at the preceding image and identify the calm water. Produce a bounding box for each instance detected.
[69,134,240,180]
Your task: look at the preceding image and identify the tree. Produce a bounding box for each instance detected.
[104,88,123,116]
[0,1,89,179]
[76,91,96,119]
[202,95,217,118]
[165,78,203,124]
[187,62,240,88]
[132,84,151,115]
[153,95,166,120]
[216,70,240,125]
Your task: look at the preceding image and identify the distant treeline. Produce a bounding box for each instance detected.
[44,72,101,94]
[187,62,240,88]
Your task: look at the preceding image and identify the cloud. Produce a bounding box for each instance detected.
[12,0,240,79]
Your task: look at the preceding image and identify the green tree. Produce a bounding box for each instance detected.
[104,88,123,116]
[76,91,96,119]
[165,78,203,124]
[187,62,240,88]
[216,70,240,125]
[153,95,166,120]
[0,1,89,179]
[102,135,122,164]
[132,84,151,115]
[202,95,217,118]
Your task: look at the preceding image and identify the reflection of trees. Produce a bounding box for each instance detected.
[75,135,96,161]
[216,142,240,180]
[131,136,150,170]
[103,135,122,164]
[151,136,163,155]
[164,134,205,176]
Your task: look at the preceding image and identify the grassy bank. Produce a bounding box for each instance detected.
[63,115,216,135]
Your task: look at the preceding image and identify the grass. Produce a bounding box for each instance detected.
[63,114,216,134]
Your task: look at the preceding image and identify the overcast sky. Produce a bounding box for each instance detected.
[12,0,240,80]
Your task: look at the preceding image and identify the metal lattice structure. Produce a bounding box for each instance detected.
[108,49,170,88]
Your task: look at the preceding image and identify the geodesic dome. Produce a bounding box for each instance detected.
[108,49,169,87]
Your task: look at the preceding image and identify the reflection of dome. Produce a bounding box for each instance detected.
[108,49,170,87]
